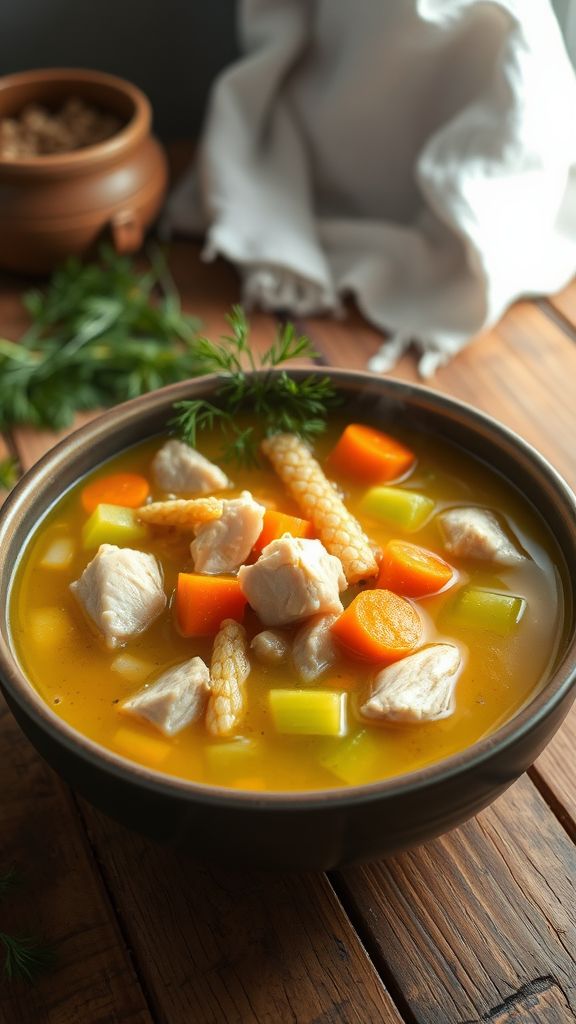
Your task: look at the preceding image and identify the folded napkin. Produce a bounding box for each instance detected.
[165,0,576,375]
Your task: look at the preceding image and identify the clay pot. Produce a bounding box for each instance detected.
[0,68,168,273]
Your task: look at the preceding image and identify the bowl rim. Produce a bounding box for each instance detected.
[1,368,575,811]
[0,67,151,171]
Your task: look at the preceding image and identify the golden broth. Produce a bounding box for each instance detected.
[10,423,564,791]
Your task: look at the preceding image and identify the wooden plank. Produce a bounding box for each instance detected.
[304,302,576,830]
[78,803,403,1024]
[0,700,154,1024]
[332,775,576,1024]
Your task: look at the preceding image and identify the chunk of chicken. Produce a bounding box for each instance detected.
[439,507,523,566]
[361,644,462,723]
[292,614,339,683]
[238,536,346,627]
[206,619,251,737]
[191,491,265,574]
[151,439,229,495]
[70,544,166,649]
[121,657,210,736]
[250,630,291,665]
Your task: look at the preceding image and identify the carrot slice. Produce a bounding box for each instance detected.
[81,472,150,513]
[378,540,455,597]
[176,573,247,636]
[331,589,422,663]
[327,424,415,483]
[252,509,313,554]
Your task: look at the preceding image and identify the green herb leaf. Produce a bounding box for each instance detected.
[0,245,205,433]
[171,310,338,466]
[0,459,18,492]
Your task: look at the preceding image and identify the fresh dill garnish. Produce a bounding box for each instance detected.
[0,458,17,492]
[0,245,203,432]
[0,869,55,985]
[170,307,338,466]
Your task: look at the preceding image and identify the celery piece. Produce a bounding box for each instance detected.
[40,535,75,570]
[318,729,384,785]
[444,587,525,636]
[82,503,148,549]
[359,486,435,532]
[269,689,346,736]
[204,738,263,775]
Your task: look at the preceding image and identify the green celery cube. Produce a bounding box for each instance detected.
[204,738,262,775]
[82,503,148,549]
[359,486,435,531]
[269,689,346,736]
[318,729,384,785]
[444,587,525,636]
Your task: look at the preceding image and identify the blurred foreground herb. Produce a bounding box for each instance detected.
[0,457,17,492]
[0,870,54,985]
[171,306,338,466]
[0,245,203,432]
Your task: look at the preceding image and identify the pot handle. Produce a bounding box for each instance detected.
[110,208,143,253]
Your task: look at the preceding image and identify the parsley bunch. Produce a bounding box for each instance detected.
[0,458,17,492]
[0,245,203,432]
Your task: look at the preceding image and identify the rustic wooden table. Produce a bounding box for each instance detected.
[0,242,575,1024]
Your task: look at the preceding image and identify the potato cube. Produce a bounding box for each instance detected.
[82,503,147,549]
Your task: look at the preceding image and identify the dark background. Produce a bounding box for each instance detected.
[1,0,572,141]
[0,0,238,138]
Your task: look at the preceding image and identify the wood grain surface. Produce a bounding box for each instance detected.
[1,238,575,1024]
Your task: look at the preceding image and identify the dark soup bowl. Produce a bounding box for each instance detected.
[0,371,575,869]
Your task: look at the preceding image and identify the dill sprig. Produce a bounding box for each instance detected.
[0,868,55,985]
[0,458,17,492]
[0,245,203,432]
[170,307,337,466]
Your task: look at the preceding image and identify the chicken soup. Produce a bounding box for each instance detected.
[10,419,564,791]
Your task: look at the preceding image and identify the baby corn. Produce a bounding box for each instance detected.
[206,619,251,737]
[261,433,379,584]
[137,497,223,527]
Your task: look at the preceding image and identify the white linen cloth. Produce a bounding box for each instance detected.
[165,0,576,376]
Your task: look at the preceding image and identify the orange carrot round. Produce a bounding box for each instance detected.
[378,540,454,597]
[81,472,150,513]
[176,573,247,636]
[327,424,415,483]
[331,589,422,663]
[252,509,313,554]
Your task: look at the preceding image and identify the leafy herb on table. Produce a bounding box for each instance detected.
[171,306,338,466]
[0,457,17,492]
[0,245,203,432]
[0,869,54,984]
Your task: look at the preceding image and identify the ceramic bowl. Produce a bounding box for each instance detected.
[0,371,575,869]
[0,68,168,273]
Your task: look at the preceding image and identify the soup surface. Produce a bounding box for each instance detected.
[10,420,564,791]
